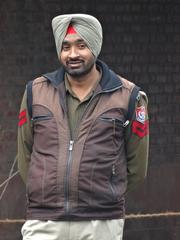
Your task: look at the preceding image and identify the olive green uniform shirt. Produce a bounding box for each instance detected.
[65,75,100,140]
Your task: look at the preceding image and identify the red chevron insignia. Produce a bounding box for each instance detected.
[18,110,27,127]
[132,120,149,138]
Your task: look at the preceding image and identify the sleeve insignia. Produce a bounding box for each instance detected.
[132,120,149,138]
[18,110,27,127]
[135,106,146,124]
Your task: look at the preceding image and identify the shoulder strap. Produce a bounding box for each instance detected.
[26,80,33,119]
[126,85,140,121]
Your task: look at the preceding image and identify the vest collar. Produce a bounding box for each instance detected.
[43,59,123,92]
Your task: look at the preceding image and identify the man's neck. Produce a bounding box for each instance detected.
[66,65,100,101]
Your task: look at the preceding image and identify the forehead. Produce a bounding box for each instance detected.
[63,34,85,43]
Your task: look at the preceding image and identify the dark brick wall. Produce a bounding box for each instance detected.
[0,0,179,239]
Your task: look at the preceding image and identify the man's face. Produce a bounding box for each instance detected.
[60,34,96,77]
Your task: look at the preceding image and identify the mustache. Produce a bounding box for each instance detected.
[67,57,84,64]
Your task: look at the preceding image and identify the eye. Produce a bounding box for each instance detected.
[78,43,86,49]
[62,44,70,51]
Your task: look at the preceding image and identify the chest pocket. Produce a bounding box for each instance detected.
[98,115,124,148]
[99,116,124,134]
[86,109,126,157]
[32,105,59,155]
[32,115,53,122]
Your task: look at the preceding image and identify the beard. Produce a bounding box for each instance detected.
[62,57,96,77]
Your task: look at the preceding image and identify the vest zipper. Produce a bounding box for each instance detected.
[64,85,122,213]
[64,140,74,214]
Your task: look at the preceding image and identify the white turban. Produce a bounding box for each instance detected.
[52,13,103,58]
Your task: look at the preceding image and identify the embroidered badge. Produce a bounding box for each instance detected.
[132,120,149,138]
[135,106,146,124]
[18,109,27,127]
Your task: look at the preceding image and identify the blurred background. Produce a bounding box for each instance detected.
[0,0,179,239]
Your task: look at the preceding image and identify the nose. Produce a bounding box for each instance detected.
[68,47,79,58]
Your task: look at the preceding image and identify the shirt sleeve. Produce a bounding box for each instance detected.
[125,91,149,193]
[17,89,33,183]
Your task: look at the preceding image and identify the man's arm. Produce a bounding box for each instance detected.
[17,89,33,183]
[125,91,149,193]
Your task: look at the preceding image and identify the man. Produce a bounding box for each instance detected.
[17,13,149,240]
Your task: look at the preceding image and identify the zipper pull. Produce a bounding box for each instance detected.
[69,140,74,151]
[112,164,116,175]
[123,120,130,127]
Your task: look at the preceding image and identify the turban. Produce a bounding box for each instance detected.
[51,13,103,58]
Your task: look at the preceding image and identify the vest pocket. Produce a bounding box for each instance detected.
[27,156,58,206]
[32,105,58,154]
[28,105,59,206]
[32,115,52,122]
[32,105,59,151]
[99,117,124,134]
[109,164,118,202]
[98,116,124,151]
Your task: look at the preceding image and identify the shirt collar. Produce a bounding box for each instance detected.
[64,68,102,101]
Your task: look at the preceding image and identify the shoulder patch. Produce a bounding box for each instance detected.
[18,109,27,127]
[135,106,146,124]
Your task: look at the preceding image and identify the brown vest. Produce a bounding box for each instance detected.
[26,71,135,220]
